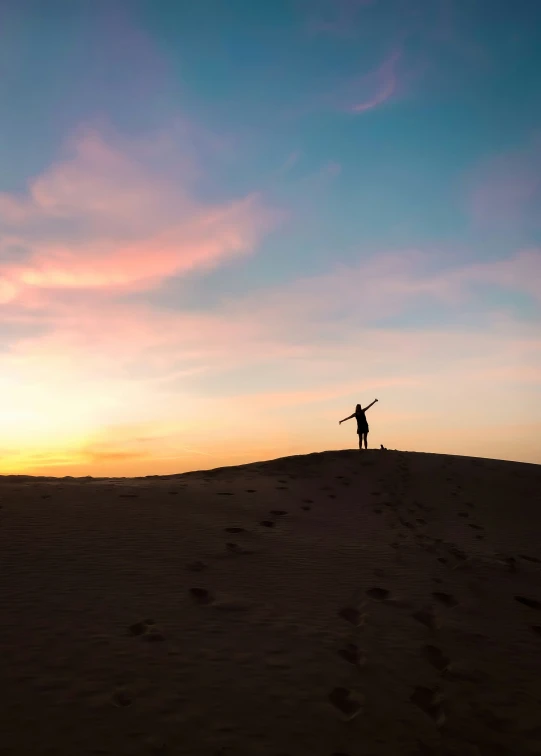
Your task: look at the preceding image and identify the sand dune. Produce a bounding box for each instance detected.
[1,449,541,755]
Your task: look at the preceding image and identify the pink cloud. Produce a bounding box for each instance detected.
[350,50,400,114]
[0,127,276,303]
[301,47,405,117]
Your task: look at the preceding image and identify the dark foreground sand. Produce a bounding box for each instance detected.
[1,449,541,756]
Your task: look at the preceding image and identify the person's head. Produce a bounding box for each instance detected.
[356,403,362,412]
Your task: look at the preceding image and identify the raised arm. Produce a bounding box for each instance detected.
[362,399,378,411]
[339,413,355,425]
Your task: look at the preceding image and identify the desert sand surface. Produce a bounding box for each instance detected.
[1,449,541,756]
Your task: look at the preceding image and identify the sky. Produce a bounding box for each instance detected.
[1,0,540,476]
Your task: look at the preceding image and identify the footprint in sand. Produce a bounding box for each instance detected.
[276,486,288,490]
[224,527,246,533]
[127,619,164,641]
[366,587,390,601]
[447,546,467,561]
[259,520,275,528]
[168,491,179,495]
[373,508,382,514]
[112,689,132,707]
[269,510,287,516]
[468,523,483,530]
[186,560,207,572]
[338,643,366,667]
[328,687,363,720]
[226,542,253,556]
[399,517,414,529]
[127,619,154,636]
[189,588,214,605]
[217,492,234,496]
[338,606,366,627]
[302,499,314,504]
[520,554,541,564]
[245,489,256,493]
[119,493,139,498]
[41,494,51,499]
[301,505,311,511]
[514,596,541,610]
[421,645,450,672]
[432,592,458,608]
[458,512,469,518]
[410,686,445,726]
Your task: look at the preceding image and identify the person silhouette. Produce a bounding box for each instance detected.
[339,399,378,450]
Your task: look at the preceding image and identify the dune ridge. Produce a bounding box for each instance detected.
[1,449,541,755]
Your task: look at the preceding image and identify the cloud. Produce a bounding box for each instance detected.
[303,47,404,116]
[0,127,276,304]
[350,50,400,113]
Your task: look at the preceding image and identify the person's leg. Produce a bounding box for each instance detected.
[358,433,363,450]
[363,432,368,449]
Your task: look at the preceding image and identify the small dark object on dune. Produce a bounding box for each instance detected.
[380,444,388,451]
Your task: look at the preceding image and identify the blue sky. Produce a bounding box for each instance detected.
[0,0,540,474]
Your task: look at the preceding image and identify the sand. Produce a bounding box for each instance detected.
[1,449,541,756]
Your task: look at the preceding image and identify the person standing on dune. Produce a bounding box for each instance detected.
[339,399,378,450]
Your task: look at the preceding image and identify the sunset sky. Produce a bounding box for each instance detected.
[1,0,540,476]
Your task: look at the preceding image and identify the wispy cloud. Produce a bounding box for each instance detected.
[0,126,276,304]
[350,49,400,113]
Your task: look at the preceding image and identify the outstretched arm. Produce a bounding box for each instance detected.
[362,399,378,411]
[339,413,355,425]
